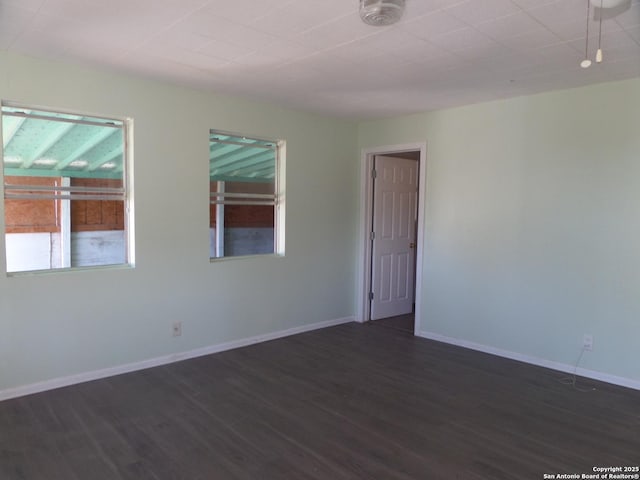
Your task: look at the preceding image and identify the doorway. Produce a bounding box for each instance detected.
[358,143,427,336]
[370,154,418,322]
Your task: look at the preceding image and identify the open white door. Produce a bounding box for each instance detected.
[370,155,418,320]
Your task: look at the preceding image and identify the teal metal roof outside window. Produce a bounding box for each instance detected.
[210,132,276,183]
[2,106,125,180]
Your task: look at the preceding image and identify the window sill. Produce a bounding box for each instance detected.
[209,253,284,264]
[6,263,135,277]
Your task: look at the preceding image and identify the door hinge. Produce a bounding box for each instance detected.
[370,231,375,240]
[369,291,374,301]
[371,169,377,179]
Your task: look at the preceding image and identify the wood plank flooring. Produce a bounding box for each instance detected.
[370,314,415,333]
[1,322,638,479]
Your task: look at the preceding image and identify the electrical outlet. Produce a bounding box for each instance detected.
[172,321,182,337]
[583,334,593,351]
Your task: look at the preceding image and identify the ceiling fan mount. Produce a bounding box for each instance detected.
[359,0,406,27]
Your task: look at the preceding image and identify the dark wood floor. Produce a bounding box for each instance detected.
[370,313,415,333]
[1,323,639,480]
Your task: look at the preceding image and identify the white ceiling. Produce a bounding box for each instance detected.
[1,0,639,119]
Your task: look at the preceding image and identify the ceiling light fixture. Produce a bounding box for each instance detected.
[359,0,405,27]
[581,0,592,68]
[596,0,604,63]
[581,0,627,67]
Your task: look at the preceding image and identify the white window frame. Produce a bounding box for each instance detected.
[209,129,285,260]
[1,102,135,274]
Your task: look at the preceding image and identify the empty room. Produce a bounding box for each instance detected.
[1,0,639,478]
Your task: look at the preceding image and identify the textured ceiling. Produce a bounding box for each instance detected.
[1,0,639,119]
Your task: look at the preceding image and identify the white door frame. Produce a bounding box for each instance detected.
[357,142,427,335]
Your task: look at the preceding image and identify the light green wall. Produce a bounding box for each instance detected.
[0,52,358,392]
[2,48,638,392]
[359,78,640,382]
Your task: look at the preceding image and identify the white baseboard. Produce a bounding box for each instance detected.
[418,330,640,391]
[0,316,355,402]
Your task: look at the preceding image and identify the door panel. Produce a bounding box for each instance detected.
[370,155,418,321]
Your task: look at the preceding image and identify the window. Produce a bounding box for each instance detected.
[2,104,132,273]
[209,131,283,258]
